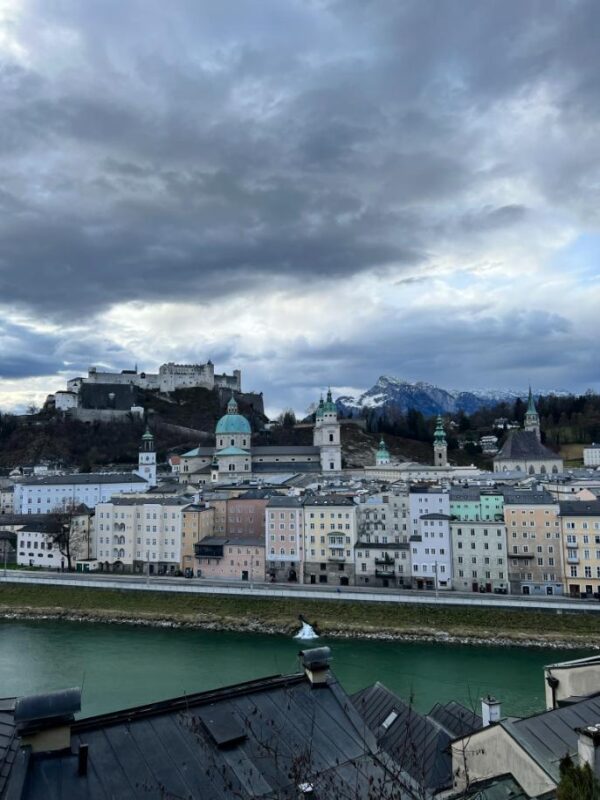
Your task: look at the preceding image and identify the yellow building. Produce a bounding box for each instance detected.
[503,491,564,596]
[559,500,600,598]
[181,504,215,574]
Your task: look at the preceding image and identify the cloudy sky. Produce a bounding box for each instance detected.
[1,0,599,416]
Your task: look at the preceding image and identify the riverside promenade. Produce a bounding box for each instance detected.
[2,570,600,613]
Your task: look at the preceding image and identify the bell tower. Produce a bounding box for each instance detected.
[524,386,541,441]
[433,415,448,468]
[137,427,157,487]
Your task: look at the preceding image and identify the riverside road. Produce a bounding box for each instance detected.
[1,569,599,612]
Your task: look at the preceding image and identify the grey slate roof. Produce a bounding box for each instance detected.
[559,500,600,517]
[17,473,147,486]
[495,431,561,462]
[352,683,482,793]
[499,694,600,782]
[266,496,303,508]
[503,490,557,506]
[252,446,320,455]
[8,673,410,800]
[252,462,321,474]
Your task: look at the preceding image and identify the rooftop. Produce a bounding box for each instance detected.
[17,473,148,487]
[495,430,562,462]
[559,500,600,517]
[2,659,409,800]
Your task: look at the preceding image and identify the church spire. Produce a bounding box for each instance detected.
[524,386,540,440]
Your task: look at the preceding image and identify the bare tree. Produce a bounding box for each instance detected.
[48,503,91,570]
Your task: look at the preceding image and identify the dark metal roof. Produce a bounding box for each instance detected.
[495,431,561,462]
[352,683,482,793]
[500,694,600,782]
[13,671,409,800]
[304,496,354,507]
[0,698,17,798]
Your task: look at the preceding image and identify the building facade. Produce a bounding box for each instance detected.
[265,496,304,582]
[95,497,188,573]
[451,520,508,593]
[559,500,600,598]
[302,496,357,586]
[503,491,564,595]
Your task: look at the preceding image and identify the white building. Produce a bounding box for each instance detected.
[408,486,452,589]
[16,522,64,568]
[312,391,343,472]
[13,473,148,514]
[95,497,190,573]
[136,428,157,487]
[302,496,357,586]
[451,520,508,593]
[583,444,600,467]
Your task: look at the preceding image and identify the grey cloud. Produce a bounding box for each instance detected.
[1,0,598,318]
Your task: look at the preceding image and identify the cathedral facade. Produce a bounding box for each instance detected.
[179,391,342,483]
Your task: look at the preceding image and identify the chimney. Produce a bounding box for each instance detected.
[577,725,600,775]
[481,695,502,726]
[299,647,332,687]
[78,743,89,776]
[14,687,81,753]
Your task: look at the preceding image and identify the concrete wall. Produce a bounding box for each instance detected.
[451,724,554,798]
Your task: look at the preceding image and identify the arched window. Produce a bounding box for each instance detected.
[540,465,546,474]
[528,465,535,475]
[552,465,559,474]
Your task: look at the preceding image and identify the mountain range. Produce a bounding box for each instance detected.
[336,376,539,417]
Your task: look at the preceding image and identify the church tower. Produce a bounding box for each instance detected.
[313,389,342,472]
[433,415,448,468]
[375,437,390,466]
[138,427,157,487]
[524,386,541,441]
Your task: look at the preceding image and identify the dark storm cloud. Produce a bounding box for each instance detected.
[1,0,598,318]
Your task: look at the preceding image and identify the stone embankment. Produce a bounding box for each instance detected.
[1,606,597,650]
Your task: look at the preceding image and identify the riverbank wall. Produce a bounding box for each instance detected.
[1,581,600,649]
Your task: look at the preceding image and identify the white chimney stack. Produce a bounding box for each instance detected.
[481,695,502,727]
[577,725,600,775]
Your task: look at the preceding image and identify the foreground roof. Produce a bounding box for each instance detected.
[5,670,412,800]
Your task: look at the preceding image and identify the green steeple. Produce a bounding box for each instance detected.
[376,437,389,456]
[526,386,537,415]
[433,415,447,444]
[322,387,337,414]
[315,394,324,419]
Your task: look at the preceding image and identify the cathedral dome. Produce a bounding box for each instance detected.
[215,395,251,435]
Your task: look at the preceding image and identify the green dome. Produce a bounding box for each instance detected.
[216,395,251,435]
[376,437,389,456]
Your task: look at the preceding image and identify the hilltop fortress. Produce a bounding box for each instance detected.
[49,361,243,420]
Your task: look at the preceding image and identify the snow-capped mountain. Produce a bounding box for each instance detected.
[336,376,531,417]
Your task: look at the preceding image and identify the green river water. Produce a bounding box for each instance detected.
[0,620,589,719]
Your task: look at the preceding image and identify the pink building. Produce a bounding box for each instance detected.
[265,496,304,582]
[194,536,265,582]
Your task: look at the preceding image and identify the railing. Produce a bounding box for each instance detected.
[375,569,395,578]
[375,558,394,566]
[327,556,346,563]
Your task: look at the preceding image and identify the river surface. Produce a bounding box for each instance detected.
[0,620,588,719]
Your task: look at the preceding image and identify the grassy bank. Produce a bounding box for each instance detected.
[1,582,600,646]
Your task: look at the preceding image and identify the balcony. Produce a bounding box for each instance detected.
[567,555,579,564]
[510,552,533,559]
[327,555,346,563]
[375,557,394,566]
[375,568,395,578]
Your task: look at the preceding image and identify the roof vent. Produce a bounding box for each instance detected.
[14,687,81,753]
[197,706,247,749]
